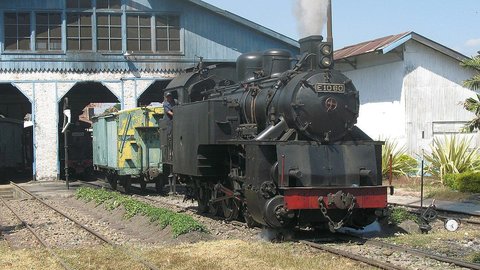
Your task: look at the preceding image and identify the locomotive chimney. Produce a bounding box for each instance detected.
[299,35,323,69]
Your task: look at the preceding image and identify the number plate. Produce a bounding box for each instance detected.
[314,83,345,93]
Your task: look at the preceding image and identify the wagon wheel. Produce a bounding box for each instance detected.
[155,175,166,193]
[106,174,117,190]
[122,176,131,194]
[140,178,147,191]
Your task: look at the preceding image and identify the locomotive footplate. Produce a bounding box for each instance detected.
[282,186,387,210]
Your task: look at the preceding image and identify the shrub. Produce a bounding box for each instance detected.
[382,139,418,178]
[456,172,480,193]
[444,173,460,190]
[424,136,480,184]
[388,207,418,225]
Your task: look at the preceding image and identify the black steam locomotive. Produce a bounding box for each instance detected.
[159,35,389,231]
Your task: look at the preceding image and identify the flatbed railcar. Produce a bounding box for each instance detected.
[0,116,24,180]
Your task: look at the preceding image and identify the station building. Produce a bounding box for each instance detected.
[0,0,299,181]
[334,32,478,154]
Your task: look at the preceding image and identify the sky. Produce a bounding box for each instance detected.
[202,0,480,57]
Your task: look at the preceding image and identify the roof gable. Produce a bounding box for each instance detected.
[334,32,468,62]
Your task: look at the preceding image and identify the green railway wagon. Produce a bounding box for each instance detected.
[0,116,24,178]
[92,106,166,192]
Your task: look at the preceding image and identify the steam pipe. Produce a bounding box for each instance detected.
[327,0,333,43]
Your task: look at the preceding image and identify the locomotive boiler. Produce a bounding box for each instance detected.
[160,35,389,231]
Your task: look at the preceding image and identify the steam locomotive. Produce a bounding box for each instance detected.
[159,35,390,231]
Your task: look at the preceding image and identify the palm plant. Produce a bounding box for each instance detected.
[462,55,480,132]
[461,56,480,90]
[382,139,418,178]
[462,93,480,132]
[424,135,480,184]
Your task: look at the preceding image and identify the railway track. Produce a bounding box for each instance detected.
[78,179,480,268]
[301,240,407,270]
[352,235,480,270]
[389,202,480,227]
[8,182,161,270]
[0,196,74,270]
[303,232,480,270]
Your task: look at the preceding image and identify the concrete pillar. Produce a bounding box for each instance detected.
[122,79,137,109]
[32,83,58,181]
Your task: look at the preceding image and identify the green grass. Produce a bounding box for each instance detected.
[469,252,480,264]
[388,207,418,225]
[76,187,207,237]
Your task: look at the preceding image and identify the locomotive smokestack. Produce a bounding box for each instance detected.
[299,35,323,69]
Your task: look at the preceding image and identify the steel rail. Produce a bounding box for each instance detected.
[389,202,480,227]
[340,234,480,270]
[389,202,480,217]
[300,240,407,270]
[0,196,74,270]
[10,182,161,270]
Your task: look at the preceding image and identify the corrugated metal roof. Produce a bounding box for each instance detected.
[334,31,468,62]
[334,32,411,60]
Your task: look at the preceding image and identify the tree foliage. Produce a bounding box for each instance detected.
[462,56,480,132]
[461,56,480,90]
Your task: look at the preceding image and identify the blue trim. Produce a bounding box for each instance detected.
[381,34,412,54]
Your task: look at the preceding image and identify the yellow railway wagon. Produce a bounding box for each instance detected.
[92,106,166,192]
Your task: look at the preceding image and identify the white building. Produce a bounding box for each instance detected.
[334,32,478,154]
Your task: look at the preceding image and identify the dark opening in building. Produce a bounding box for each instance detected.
[137,80,171,107]
[0,83,33,182]
[58,81,119,180]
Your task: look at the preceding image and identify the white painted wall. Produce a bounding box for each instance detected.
[403,41,478,154]
[340,40,478,156]
[343,59,406,144]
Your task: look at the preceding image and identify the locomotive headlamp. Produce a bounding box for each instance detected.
[321,44,332,55]
[321,57,332,67]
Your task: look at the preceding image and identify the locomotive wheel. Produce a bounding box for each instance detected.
[209,201,222,216]
[242,206,259,228]
[197,186,209,213]
[222,199,239,221]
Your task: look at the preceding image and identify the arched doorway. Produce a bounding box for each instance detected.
[137,80,171,107]
[0,83,33,182]
[58,81,119,180]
